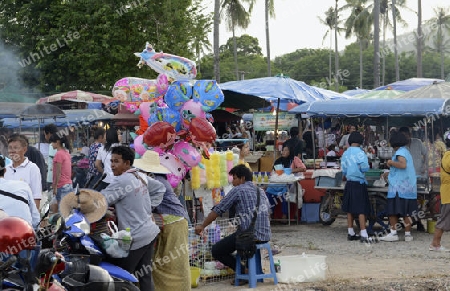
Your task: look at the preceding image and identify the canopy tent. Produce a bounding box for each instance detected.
[392,81,450,99]
[2,109,114,129]
[375,78,445,91]
[289,98,450,117]
[355,89,405,99]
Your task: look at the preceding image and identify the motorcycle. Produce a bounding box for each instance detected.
[51,190,140,291]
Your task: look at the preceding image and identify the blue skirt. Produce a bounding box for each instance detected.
[342,181,370,215]
[386,193,418,217]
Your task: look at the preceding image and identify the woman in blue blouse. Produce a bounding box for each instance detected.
[379,130,417,242]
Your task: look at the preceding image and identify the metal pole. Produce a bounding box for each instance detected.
[274,98,280,161]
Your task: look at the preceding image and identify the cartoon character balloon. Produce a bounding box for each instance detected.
[133,135,147,157]
[148,107,182,132]
[180,99,206,130]
[164,81,193,111]
[143,121,176,148]
[135,42,197,80]
[112,77,168,102]
[189,117,217,144]
[171,141,201,168]
[192,80,224,112]
[159,152,187,188]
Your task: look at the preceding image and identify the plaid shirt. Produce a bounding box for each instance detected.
[212,181,271,242]
[153,175,189,220]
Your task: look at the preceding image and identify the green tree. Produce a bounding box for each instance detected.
[213,0,221,82]
[221,0,253,80]
[425,7,450,79]
[189,0,213,77]
[341,0,372,88]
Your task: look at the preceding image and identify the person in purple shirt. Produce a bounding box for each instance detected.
[195,164,271,275]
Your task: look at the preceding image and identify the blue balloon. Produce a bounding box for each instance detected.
[192,80,224,112]
[164,81,193,111]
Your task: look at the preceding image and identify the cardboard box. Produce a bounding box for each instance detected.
[274,254,327,283]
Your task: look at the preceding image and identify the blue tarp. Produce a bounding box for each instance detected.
[289,98,450,117]
[375,78,445,91]
[2,109,113,128]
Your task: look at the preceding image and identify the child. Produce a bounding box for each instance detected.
[341,132,372,243]
[379,130,417,242]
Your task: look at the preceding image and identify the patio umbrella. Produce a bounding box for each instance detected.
[392,81,450,99]
[355,90,405,99]
[37,90,113,104]
[375,78,444,91]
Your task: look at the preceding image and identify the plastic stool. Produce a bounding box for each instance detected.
[235,242,278,288]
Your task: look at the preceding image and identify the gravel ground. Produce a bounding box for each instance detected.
[196,217,450,290]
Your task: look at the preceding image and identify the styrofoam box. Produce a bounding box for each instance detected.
[274,254,327,283]
[314,171,343,187]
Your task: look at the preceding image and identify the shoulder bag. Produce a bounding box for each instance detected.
[235,187,261,259]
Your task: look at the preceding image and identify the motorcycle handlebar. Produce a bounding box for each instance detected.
[0,256,17,271]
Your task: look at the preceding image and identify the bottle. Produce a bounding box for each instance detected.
[121,227,132,252]
[274,259,281,273]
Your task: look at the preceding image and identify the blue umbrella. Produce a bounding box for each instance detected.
[342,89,371,97]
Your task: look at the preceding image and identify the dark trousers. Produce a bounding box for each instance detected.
[211,232,239,271]
[118,240,155,291]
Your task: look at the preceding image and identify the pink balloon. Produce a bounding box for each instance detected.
[133,135,147,157]
[180,99,206,129]
[139,102,153,122]
[160,152,187,188]
[171,141,201,168]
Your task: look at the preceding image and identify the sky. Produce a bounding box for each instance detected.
[203,0,450,58]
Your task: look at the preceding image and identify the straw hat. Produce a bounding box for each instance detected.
[60,189,107,223]
[133,150,170,174]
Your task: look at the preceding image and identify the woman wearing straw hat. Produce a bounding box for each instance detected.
[100,145,166,291]
[134,150,191,291]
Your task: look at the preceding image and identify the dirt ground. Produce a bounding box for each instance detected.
[196,217,450,291]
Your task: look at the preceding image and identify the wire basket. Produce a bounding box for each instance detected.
[189,218,237,284]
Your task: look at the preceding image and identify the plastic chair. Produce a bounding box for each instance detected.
[234,242,278,288]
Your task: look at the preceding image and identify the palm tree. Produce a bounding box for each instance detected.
[221,0,253,80]
[189,4,213,76]
[425,7,450,79]
[380,0,408,83]
[341,0,372,88]
[373,0,380,88]
[213,0,220,82]
[417,0,423,77]
[334,0,340,92]
[318,7,342,88]
[265,0,275,77]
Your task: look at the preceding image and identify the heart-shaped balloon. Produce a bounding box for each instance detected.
[143,121,176,148]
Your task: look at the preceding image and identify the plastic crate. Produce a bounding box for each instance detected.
[365,169,383,186]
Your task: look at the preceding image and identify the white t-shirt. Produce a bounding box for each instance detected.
[34,143,50,161]
[96,143,119,184]
[0,178,40,228]
[47,146,57,183]
[4,158,42,200]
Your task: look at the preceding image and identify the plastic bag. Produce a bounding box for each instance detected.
[373,176,387,187]
[100,233,128,258]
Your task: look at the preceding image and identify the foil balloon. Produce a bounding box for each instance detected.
[148,107,182,132]
[164,81,193,111]
[135,42,197,80]
[171,141,201,168]
[160,152,187,188]
[136,114,149,135]
[189,117,217,143]
[156,73,169,96]
[143,121,176,148]
[192,80,224,112]
[139,102,153,122]
[112,77,165,102]
[180,99,206,130]
[133,135,147,157]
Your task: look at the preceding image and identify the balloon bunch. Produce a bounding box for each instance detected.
[118,42,225,188]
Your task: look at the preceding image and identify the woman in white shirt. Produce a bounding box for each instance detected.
[95,128,120,190]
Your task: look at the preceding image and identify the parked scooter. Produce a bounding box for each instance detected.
[51,187,139,290]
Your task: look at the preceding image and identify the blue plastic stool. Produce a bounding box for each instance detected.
[235,242,278,288]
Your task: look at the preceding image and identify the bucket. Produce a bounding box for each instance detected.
[190,266,201,288]
[274,254,327,283]
[427,219,437,234]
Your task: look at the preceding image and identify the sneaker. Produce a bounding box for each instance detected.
[379,233,399,242]
[405,234,413,242]
[347,234,360,241]
[429,245,450,252]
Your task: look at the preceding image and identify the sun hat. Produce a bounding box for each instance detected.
[60,189,107,223]
[133,150,170,174]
